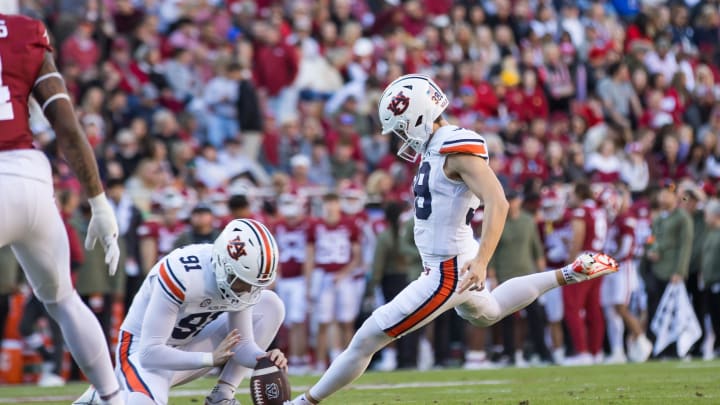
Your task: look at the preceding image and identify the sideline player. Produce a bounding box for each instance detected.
[274,193,312,373]
[289,74,619,404]
[74,219,287,405]
[600,185,652,363]
[305,192,361,372]
[0,14,122,404]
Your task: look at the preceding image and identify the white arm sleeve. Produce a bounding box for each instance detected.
[138,282,212,370]
[227,308,265,368]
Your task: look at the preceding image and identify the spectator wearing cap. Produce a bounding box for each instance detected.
[645,181,693,347]
[701,198,720,359]
[138,188,187,273]
[203,61,243,148]
[288,154,316,193]
[678,182,708,355]
[621,142,650,194]
[173,204,220,248]
[490,186,549,366]
[253,22,300,121]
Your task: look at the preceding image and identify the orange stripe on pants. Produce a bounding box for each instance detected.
[119,331,154,400]
[384,258,457,338]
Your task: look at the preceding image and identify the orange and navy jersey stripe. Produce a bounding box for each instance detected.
[384,257,458,338]
[438,138,489,159]
[157,260,185,305]
[118,330,154,400]
[238,218,277,282]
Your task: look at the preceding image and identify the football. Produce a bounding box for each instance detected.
[249,357,291,405]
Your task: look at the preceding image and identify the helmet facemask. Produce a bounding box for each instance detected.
[212,252,263,306]
[379,75,448,163]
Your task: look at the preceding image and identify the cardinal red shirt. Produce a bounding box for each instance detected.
[0,14,52,151]
[571,200,608,252]
[607,213,636,262]
[273,218,311,278]
[307,218,359,273]
[137,220,187,258]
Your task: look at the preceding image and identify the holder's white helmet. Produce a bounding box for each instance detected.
[212,218,278,305]
[378,74,449,162]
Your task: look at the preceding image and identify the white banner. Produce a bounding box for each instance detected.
[650,283,702,357]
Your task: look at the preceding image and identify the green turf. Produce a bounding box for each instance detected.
[0,360,718,404]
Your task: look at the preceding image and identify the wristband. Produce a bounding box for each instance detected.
[202,352,214,367]
[88,192,111,212]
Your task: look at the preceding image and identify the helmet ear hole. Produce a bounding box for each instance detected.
[415,115,424,127]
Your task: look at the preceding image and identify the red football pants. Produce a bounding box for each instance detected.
[562,277,605,355]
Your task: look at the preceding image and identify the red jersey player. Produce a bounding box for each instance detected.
[537,186,572,364]
[563,181,608,365]
[0,14,122,404]
[137,189,187,273]
[304,192,360,372]
[601,185,652,363]
[274,193,312,373]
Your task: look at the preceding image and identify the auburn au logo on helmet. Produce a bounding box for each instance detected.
[226,236,247,260]
[387,91,410,116]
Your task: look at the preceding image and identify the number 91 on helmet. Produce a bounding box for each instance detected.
[212,219,279,306]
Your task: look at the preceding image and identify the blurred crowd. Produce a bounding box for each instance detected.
[1,0,720,384]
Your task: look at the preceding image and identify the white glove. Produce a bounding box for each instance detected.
[85,193,120,276]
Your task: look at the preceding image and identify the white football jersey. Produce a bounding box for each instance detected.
[121,244,250,347]
[412,125,489,262]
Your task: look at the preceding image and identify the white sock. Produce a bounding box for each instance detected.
[490,271,560,320]
[305,317,393,402]
[465,350,487,362]
[604,307,624,354]
[43,292,120,398]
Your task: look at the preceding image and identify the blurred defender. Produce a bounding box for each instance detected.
[290,74,619,404]
[0,14,122,404]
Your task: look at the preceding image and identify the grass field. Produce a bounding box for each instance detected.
[0,360,718,404]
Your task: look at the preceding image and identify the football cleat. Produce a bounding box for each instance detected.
[562,253,619,284]
[72,386,101,405]
[204,398,240,405]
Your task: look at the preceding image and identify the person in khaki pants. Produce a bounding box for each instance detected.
[645,181,693,356]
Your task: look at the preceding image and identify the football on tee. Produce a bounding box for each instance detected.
[250,357,291,405]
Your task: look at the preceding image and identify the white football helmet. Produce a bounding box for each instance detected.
[211,219,278,305]
[378,74,449,162]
